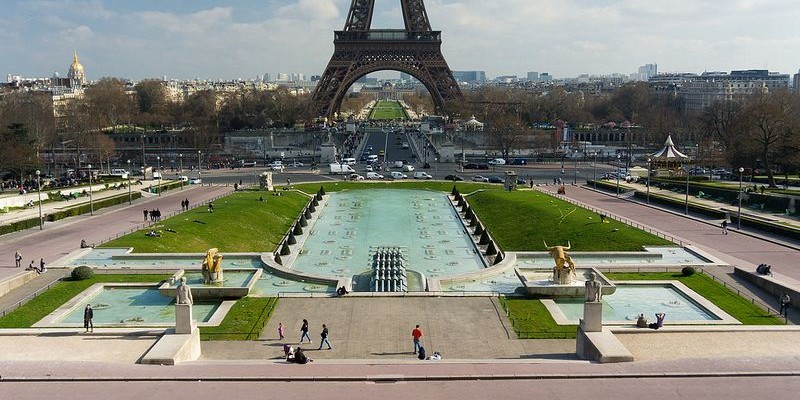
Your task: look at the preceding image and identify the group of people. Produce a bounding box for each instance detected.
[280,319,333,364]
[15,250,46,274]
[636,312,666,330]
[756,263,773,276]
[143,208,162,221]
[180,198,190,211]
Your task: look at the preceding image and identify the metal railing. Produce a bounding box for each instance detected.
[0,277,63,318]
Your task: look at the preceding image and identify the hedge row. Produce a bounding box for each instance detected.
[650,178,794,214]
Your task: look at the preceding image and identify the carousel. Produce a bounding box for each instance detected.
[649,134,690,177]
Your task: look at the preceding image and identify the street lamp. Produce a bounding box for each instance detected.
[646,157,652,205]
[615,154,621,197]
[738,167,744,229]
[685,161,691,215]
[179,153,183,172]
[197,151,202,183]
[592,153,597,190]
[87,164,94,216]
[156,156,162,196]
[126,160,132,205]
[573,150,578,185]
[35,170,42,230]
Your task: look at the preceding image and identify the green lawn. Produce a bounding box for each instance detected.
[500,297,577,339]
[199,297,278,341]
[0,274,168,328]
[468,190,673,251]
[101,191,309,253]
[369,100,407,120]
[605,272,783,325]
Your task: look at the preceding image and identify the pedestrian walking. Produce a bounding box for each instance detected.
[412,324,423,354]
[15,249,22,268]
[278,322,285,340]
[318,324,333,350]
[600,213,607,223]
[83,304,93,333]
[184,198,190,210]
[721,220,729,235]
[39,258,46,273]
[208,202,214,213]
[779,293,791,317]
[300,319,311,343]
[143,209,148,221]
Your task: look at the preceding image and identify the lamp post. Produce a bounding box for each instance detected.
[684,161,691,215]
[573,150,578,185]
[646,157,652,205]
[35,170,43,230]
[197,150,202,184]
[179,153,183,172]
[87,164,94,216]
[126,160,132,205]
[592,153,597,190]
[738,167,744,229]
[615,154,621,197]
[156,156,161,196]
[140,134,146,178]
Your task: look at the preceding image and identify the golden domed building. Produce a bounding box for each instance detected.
[68,51,86,87]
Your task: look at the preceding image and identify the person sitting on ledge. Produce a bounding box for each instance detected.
[336,286,349,296]
[655,312,666,328]
[756,264,773,276]
[636,314,648,328]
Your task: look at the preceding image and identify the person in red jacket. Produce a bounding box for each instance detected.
[412,325,423,354]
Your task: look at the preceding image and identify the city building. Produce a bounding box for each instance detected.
[452,70,486,84]
[679,69,790,111]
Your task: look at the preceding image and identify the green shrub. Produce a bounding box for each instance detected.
[71,266,94,280]
[681,266,696,276]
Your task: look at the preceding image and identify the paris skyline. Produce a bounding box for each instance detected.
[3,0,799,80]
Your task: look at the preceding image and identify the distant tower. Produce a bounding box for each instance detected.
[68,51,86,87]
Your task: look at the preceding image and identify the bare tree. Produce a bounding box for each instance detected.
[741,90,795,187]
[85,77,133,131]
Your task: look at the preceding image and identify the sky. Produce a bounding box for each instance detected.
[2,0,800,81]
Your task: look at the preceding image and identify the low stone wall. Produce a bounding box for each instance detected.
[734,267,799,308]
[0,271,38,299]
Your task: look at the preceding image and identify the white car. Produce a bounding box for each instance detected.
[365,165,373,172]
[472,175,489,182]
[488,158,506,165]
[390,171,407,179]
[349,174,365,181]
[288,161,304,167]
[366,172,384,180]
[270,163,284,171]
[189,178,202,185]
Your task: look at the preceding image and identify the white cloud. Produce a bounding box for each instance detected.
[26,0,115,19]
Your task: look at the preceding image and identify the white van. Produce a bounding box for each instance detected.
[402,165,415,172]
[343,157,357,165]
[390,171,407,179]
[367,154,379,163]
[366,172,384,180]
[413,171,432,179]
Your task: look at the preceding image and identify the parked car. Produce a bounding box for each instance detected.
[488,158,506,165]
[463,163,479,169]
[390,171,407,179]
[402,164,415,172]
[365,165,373,172]
[366,172,384,180]
[413,171,432,179]
[488,176,505,184]
[477,163,489,170]
[349,173,365,181]
[189,178,202,185]
[472,175,489,182]
[444,174,464,181]
[288,161,304,167]
[511,158,528,165]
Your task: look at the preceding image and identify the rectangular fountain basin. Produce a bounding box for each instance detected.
[158,269,261,299]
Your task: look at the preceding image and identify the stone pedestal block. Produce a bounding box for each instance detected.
[580,301,603,332]
[175,303,195,334]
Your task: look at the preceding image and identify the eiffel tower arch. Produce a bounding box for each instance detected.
[312,0,462,118]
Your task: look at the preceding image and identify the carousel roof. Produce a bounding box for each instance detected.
[650,134,689,160]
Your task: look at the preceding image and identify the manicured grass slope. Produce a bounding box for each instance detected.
[200,297,277,341]
[500,297,577,339]
[605,272,783,325]
[469,190,672,251]
[369,100,407,120]
[101,191,308,253]
[0,275,168,328]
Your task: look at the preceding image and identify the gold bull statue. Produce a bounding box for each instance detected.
[544,241,576,284]
[201,248,224,284]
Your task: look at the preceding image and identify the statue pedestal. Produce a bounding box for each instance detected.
[175,303,195,334]
[259,172,274,191]
[580,301,603,332]
[553,267,575,285]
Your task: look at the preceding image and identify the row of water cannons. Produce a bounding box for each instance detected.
[452,187,503,265]
[371,247,408,292]
[275,186,326,265]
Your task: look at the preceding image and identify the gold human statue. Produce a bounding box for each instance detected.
[201,248,224,284]
[544,241,576,284]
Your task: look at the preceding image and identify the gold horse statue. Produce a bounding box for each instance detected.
[201,248,224,284]
[544,241,576,284]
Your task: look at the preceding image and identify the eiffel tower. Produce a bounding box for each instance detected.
[312,0,462,118]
